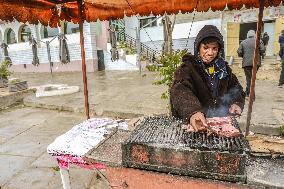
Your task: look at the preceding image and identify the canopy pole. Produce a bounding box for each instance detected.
[77,0,90,119]
[136,25,141,74]
[245,0,265,136]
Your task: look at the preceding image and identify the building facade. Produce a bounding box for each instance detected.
[123,6,284,59]
[123,11,222,54]
[0,21,110,72]
[223,6,284,58]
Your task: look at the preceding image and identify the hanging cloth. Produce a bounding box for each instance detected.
[58,34,70,64]
[0,43,12,63]
[29,37,40,66]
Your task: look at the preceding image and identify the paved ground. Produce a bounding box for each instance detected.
[21,71,168,118]
[14,68,284,135]
[0,67,284,189]
[0,106,99,189]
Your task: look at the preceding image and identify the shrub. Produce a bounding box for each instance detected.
[117,41,127,48]
[0,60,12,79]
[153,50,187,99]
[279,125,284,136]
[9,78,22,84]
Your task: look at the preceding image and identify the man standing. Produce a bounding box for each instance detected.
[278,44,284,87]
[262,32,269,47]
[279,30,284,47]
[261,32,269,58]
[237,30,265,97]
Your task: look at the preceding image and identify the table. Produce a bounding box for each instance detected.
[47,117,130,189]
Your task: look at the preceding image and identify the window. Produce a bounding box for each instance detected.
[140,17,157,28]
[6,28,16,44]
[65,22,80,34]
[19,25,31,42]
[41,26,59,38]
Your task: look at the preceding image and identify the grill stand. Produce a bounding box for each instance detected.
[122,116,249,183]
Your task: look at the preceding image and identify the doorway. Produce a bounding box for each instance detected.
[263,21,275,56]
[239,22,257,44]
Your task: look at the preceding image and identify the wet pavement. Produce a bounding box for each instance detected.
[0,68,284,188]
[20,71,168,118]
[13,68,284,135]
[0,106,96,189]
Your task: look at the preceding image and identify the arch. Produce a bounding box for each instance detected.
[40,25,59,39]
[5,28,16,44]
[18,24,31,42]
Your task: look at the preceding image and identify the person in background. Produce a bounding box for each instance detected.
[170,25,245,131]
[278,44,284,87]
[237,30,265,98]
[262,32,269,47]
[261,32,269,58]
[279,30,284,47]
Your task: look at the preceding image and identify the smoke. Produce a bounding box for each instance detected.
[207,106,228,117]
[221,86,240,105]
[206,86,240,117]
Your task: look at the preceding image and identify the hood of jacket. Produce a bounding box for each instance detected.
[247,30,256,38]
[194,25,224,58]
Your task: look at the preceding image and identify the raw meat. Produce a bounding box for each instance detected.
[184,117,241,137]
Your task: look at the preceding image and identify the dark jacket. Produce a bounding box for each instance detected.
[279,44,284,60]
[237,31,265,68]
[279,34,284,45]
[262,34,269,46]
[170,25,245,121]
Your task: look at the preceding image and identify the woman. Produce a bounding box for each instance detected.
[170,25,245,131]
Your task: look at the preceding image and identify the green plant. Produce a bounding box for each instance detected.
[117,41,127,48]
[51,166,60,171]
[146,64,157,72]
[126,47,136,55]
[9,78,22,84]
[153,50,187,99]
[0,60,12,79]
[140,55,146,61]
[280,125,284,136]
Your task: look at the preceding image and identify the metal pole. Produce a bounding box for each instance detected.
[136,26,141,74]
[77,0,90,119]
[245,0,265,136]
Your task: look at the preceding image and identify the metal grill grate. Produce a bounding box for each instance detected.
[127,116,250,153]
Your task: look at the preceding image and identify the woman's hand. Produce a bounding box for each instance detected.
[229,104,242,116]
[190,112,208,131]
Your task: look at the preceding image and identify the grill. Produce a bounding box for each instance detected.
[122,116,250,182]
[126,116,249,153]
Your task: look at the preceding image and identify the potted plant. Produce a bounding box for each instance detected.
[0,60,12,87]
[8,78,28,92]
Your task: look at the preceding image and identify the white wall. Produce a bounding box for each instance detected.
[172,19,222,39]
[0,21,98,65]
[124,16,222,42]
[124,16,138,39]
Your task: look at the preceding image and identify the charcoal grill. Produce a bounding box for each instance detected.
[122,116,250,182]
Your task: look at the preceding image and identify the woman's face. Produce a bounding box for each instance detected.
[199,42,219,64]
